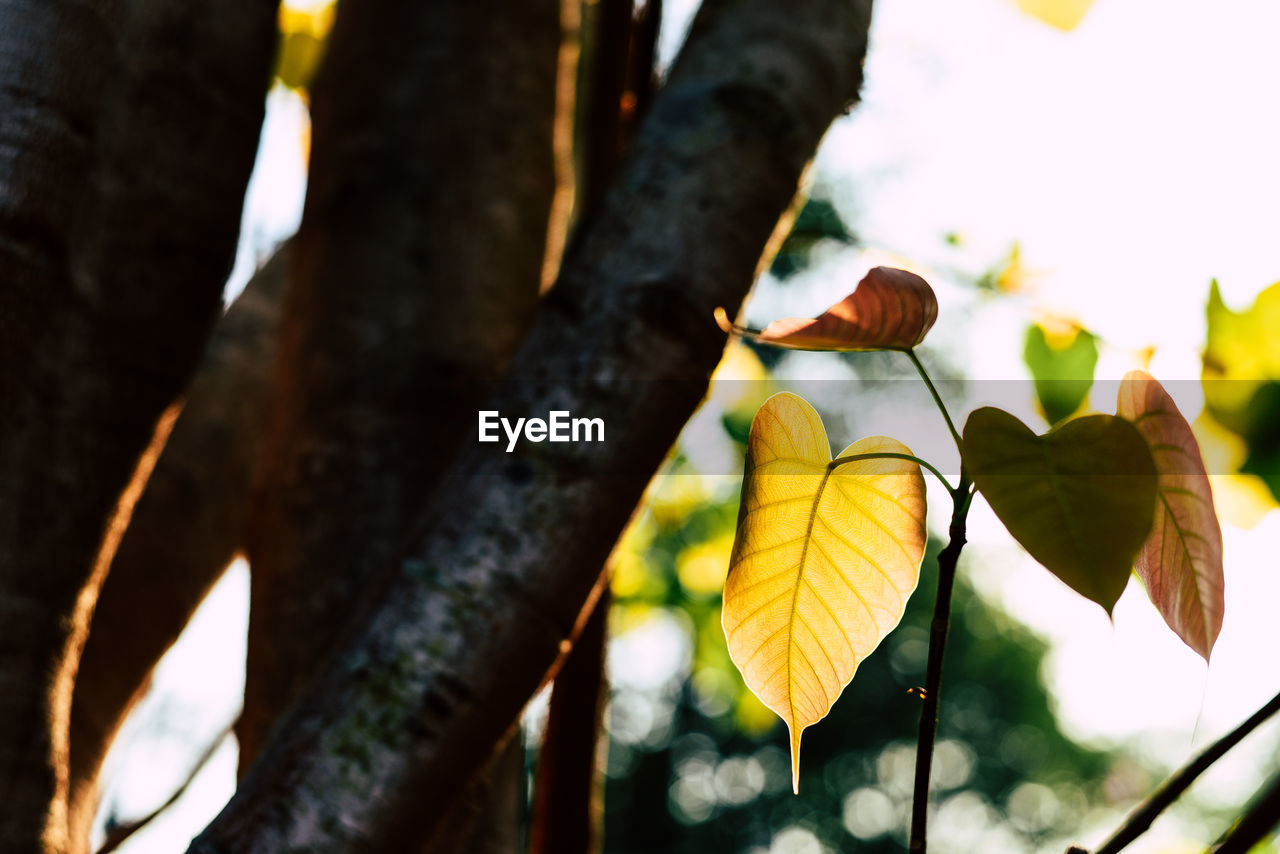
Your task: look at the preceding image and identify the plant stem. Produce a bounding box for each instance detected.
[1085,688,1280,854]
[908,472,970,854]
[829,451,954,493]
[905,348,963,458]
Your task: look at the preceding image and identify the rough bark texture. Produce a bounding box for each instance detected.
[419,736,525,854]
[64,248,286,849]
[239,0,560,771]
[189,0,873,849]
[0,0,277,849]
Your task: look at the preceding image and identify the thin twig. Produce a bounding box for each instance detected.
[1212,770,1280,853]
[908,473,970,853]
[1082,688,1280,854]
[95,717,239,854]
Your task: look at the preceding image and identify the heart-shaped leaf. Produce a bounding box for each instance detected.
[717,266,939,351]
[1117,371,1225,660]
[964,407,1157,614]
[722,392,927,793]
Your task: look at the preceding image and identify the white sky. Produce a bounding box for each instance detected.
[103,1,1280,851]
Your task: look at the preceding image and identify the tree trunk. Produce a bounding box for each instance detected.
[189,0,873,849]
[0,0,277,848]
[64,248,287,850]
[239,0,561,773]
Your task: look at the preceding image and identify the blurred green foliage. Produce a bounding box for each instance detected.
[769,198,855,280]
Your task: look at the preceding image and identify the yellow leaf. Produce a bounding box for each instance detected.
[722,392,927,793]
[1016,0,1095,31]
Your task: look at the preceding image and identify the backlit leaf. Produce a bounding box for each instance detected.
[716,266,938,351]
[1023,322,1098,425]
[1117,371,1224,660]
[1203,280,1280,429]
[1015,0,1096,31]
[964,407,1157,614]
[722,392,927,793]
[1203,280,1280,502]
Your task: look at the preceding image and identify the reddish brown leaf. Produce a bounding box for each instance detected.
[1117,370,1225,660]
[717,266,938,351]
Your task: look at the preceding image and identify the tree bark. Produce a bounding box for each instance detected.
[189,0,873,850]
[0,0,277,849]
[420,736,526,854]
[64,248,287,850]
[239,0,561,773]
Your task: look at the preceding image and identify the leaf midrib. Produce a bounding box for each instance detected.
[788,465,833,729]
[1156,488,1212,653]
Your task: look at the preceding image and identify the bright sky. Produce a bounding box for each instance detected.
[102,1,1280,851]
[831,0,1280,746]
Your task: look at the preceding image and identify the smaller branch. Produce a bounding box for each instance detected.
[95,717,239,854]
[529,589,610,854]
[1212,771,1280,854]
[1086,688,1280,854]
[829,452,954,494]
[905,348,963,459]
[908,471,971,853]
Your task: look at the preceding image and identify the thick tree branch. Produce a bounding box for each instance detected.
[0,0,277,848]
[189,1,873,850]
[418,736,526,854]
[239,0,561,773]
[65,249,286,850]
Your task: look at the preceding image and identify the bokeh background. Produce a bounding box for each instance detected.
[92,0,1280,851]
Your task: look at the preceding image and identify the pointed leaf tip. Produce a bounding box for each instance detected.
[1117,371,1224,660]
[736,267,939,352]
[722,392,927,794]
[790,725,801,795]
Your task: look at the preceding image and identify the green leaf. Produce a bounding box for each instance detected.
[722,392,926,793]
[964,407,1157,614]
[1237,382,1280,503]
[1203,279,1280,432]
[1203,280,1280,501]
[1023,323,1098,425]
[1117,371,1224,660]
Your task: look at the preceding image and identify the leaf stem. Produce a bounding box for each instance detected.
[909,470,971,854]
[1082,688,1280,854]
[905,348,963,459]
[829,452,954,493]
